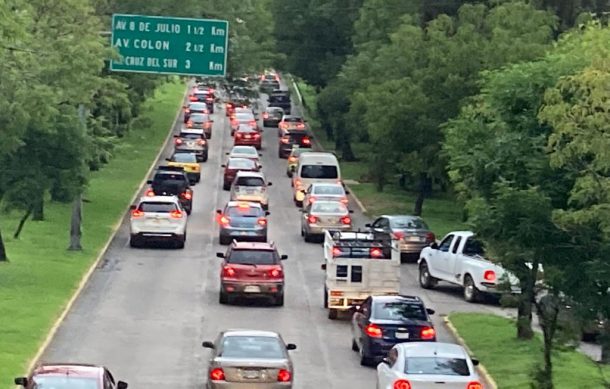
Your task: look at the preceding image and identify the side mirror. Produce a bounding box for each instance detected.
[259,153,263,157]
[265,211,271,216]
[426,308,435,315]
[225,152,230,155]
[430,242,439,249]
[320,263,327,270]
[471,358,479,366]
[267,182,273,186]
[202,341,215,349]
[349,210,354,214]
[14,377,27,387]
[129,205,137,210]
[216,209,222,214]
[381,357,390,365]
[221,164,226,168]
[146,180,152,184]
[286,343,297,351]
[365,223,371,228]
[345,190,350,194]
[117,381,128,389]
[216,252,225,258]
[280,254,288,260]
[165,157,171,161]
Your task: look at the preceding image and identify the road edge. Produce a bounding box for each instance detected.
[287,75,368,214]
[443,316,498,389]
[20,82,188,378]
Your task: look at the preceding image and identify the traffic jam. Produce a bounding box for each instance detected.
[17,73,504,389]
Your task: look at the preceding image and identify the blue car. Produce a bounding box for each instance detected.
[217,201,269,245]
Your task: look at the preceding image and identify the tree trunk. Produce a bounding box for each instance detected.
[0,227,7,261]
[516,260,538,339]
[68,193,83,251]
[340,137,355,162]
[601,320,610,364]
[534,294,559,389]
[13,206,33,239]
[32,197,44,221]
[413,173,429,216]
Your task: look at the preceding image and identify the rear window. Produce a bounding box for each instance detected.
[226,205,264,217]
[405,357,470,376]
[270,95,289,103]
[172,153,197,163]
[189,113,209,122]
[154,173,187,182]
[311,202,347,214]
[228,249,277,265]
[312,185,344,195]
[220,336,284,359]
[139,202,178,213]
[228,159,256,169]
[180,133,203,139]
[189,103,207,111]
[32,376,99,389]
[390,217,429,230]
[372,301,428,321]
[463,238,485,256]
[283,117,301,123]
[301,165,338,179]
[235,177,265,187]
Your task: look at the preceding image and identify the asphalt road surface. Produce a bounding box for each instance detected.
[42,81,506,388]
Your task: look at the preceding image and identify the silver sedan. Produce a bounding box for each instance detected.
[300,200,353,242]
[203,330,296,389]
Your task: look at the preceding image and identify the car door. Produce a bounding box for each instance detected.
[104,369,116,389]
[448,235,463,280]
[371,217,390,233]
[354,298,372,349]
[376,347,400,388]
[430,234,455,279]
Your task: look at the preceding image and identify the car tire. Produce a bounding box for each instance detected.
[464,275,481,303]
[287,170,293,178]
[328,308,338,320]
[352,338,359,352]
[275,293,284,307]
[219,290,229,305]
[359,346,374,367]
[304,231,311,243]
[175,236,185,249]
[202,153,208,162]
[323,287,328,308]
[185,207,192,216]
[419,261,438,289]
[196,175,201,183]
[222,182,230,191]
[129,235,141,248]
[219,235,231,245]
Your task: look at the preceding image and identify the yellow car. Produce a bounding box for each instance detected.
[286,146,311,178]
[166,152,201,184]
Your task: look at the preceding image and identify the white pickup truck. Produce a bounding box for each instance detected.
[417,231,520,302]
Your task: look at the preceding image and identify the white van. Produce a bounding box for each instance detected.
[292,152,341,206]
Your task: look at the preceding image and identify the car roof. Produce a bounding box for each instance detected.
[235,171,265,178]
[226,201,264,209]
[223,329,280,338]
[397,342,468,359]
[139,195,179,203]
[32,364,103,378]
[188,102,207,107]
[231,241,276,250]
[227,157,256,164]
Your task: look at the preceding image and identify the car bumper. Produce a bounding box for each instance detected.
[221,281,284,296]
[305,224,351,235]
[231,195,268,206]
[220,228,266,240]
[398,241,429,254]
[208,381,292,389]
[479,283,521,295]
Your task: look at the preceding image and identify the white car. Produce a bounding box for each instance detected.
[129,196,187,249]
[376,342,483,389]
[226,145,261,167]
[229,171,272,210]
[301,182,348,208]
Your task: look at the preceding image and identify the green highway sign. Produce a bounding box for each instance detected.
[110,14,229,77]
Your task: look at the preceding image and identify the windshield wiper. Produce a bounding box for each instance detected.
[236,262,258,268]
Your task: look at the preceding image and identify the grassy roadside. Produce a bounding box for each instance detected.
[449,313,610,389]
[293,79,465,237]
[0,80,185,388]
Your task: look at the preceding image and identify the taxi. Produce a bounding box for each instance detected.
[166,152,201,184]
[286,145,311,177]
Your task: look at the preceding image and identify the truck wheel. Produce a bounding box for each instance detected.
[328,308,338,320]
[419,262,437,289]
[323,287,328,308]
[464,275,481,303]
[360,346,374,367]
[274,293,284,307]
[219,235,231,245]
[219,290,229,304]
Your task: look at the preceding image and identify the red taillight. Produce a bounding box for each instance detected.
[235,132,242,139]
[288,156,297,162]
[263,112,269,119]
[364,323,383,338]
[227,103,233,108]
[467,381,483,389]
[420,326,436,340]
[186,120,193,127]
[307,215,318,224]
[197,139,206,145]
[393,380,412,389]
[370,247,383,258]
[184,108,190,113]
[253,133,261,139]
[308,196,317,204]
[223,266,236,277]
[231,120,238,126]
[302,137,311,145]
[340,216,351,225]
[219,215,230,226]
[296,123,305,129]
[169,210,183,219]
[295,179,302,187]
[392,231,405,240]
[209,368,225,381]
[277,369,291,382]
[483,270,496,282]
[426,231,436,242]
[181,191,192,200]
[269,266,283,278]
[257,217,267,226]
[206,97,213,102]
[145,189,155,197]
[281,137,290,144]
[189,96,197,101]
[280,122,287,129]
[174,138,183,145]
[131,209,144,218]
[332,246,342,257]
[340,197,349,204]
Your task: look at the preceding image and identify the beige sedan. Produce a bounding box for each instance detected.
[300,201,353,242]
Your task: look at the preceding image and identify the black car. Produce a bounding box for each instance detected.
[260,79,280,93]
[268,92,291,114]
[146,167,194,214]
[350,295,436,366]
[278,131,312,158]
[263,107,284,127]
[174,129,208,162]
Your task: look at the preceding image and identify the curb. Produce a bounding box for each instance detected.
[20,82,189,379]
[288,76,368,214]
[443,317,498,389]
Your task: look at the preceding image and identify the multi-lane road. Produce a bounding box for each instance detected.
[42,82,506,388]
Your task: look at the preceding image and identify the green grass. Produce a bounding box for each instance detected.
[449,313,610,389]
[0,80,185,388]
[292,78,466,236]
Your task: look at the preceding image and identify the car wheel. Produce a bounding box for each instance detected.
[323,287,328,308]
[219,290,229,304]
[464,275,480,303]
[222,183,230,191]
[352,338,359,352]
[275,293,284,307]
[175,237,185,249]
[129,235,140,248]
[419,261,437,289]
[196,175,201,183]
[328,308,338,320]
[295,200,303,207]
[304,231,311,243]
[202,153,208,162]
[185,207,192,215]
[219,235,231,245]
[359,345,374,367]
[287,170,293,178]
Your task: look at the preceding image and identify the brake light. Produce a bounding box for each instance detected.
[253,133,261,139]
[426,231,436,242]
[340,216,351,225]
[288,156,297,162]
[186,121,193,127]
[364,323,383,338]
[370,247,383,258]
[231,119,238,126]
[296,123,305,129]
[392,231,405,240]
[277,369,291,382]
[281,137,290,144]
[206,97,213,102]
[307,215,318,224]
[308,196,317,204]
[280,122,287,129]
[174,138,183,145]
[248,120,257,127]
[184,108,190,113]
[189,96,197,101]
[131,209,144,218]
[330,290,343,296]
[340,197,349,204]
[466,381,483,389]
[204,122,212,128]
[181,191,192,200]
[269,266,283,278]
[222,266,236,277]
[257,217,267,226]
[275,75,280,82]
[235,132,242,139]
[219,215,230,226]
[145,189,155,197]
[209,368,225,381]
[420,326,436,340]
[227,103,233,108]
[295,179,302,187]
[263,112,269,119]
[484,270,496,282]
[197,139,206,145]
[169,210,183,219]
[302,137,311,145]
[393,380,411,389]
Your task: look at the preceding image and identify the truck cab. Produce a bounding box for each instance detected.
[322,230,401,319]
[418,231,520,302]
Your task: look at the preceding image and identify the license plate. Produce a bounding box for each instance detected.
[242,370,259,379]
[408,236,424,242]
[244,135,251,139]
[187,141,195,147]
[246,189,257,194]
[240,231,248,236]
[244,285,261,293]
[395,332,410,339]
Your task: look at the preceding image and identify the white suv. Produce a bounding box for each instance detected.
[129,196,188,248]
[229,171,272,210]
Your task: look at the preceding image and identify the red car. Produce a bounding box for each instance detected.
[234,124,262,149]
[15,364,128,389]
[221,157,260,190]
[230,112,258,135]
[216,241,288,306]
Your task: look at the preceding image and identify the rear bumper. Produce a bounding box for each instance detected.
[208,381,291,389]
[220,228,266,240]
[305,224,351,235]
[221,281,284,296]
[398,241,428,254]
[132,232,184,241]
[327,291,398,310]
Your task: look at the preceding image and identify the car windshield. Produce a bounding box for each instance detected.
[301,165,338,179]
[172,153,197,163]
[463,238,485,256]
[139,202,178,213]
[390,217,429,230]
[227,205,263,217]
[373,301,428,321]
[232,147,257,156]
[312,185,344,195]
[228,249,277,265]
[235,177,265,187]
[237,126,256,134]
[190,113,209,122]
[404,357,470,376]
[32,376,99,389]
[228,159,256,169]
[311,202,347,214]
[220,336,285,359]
